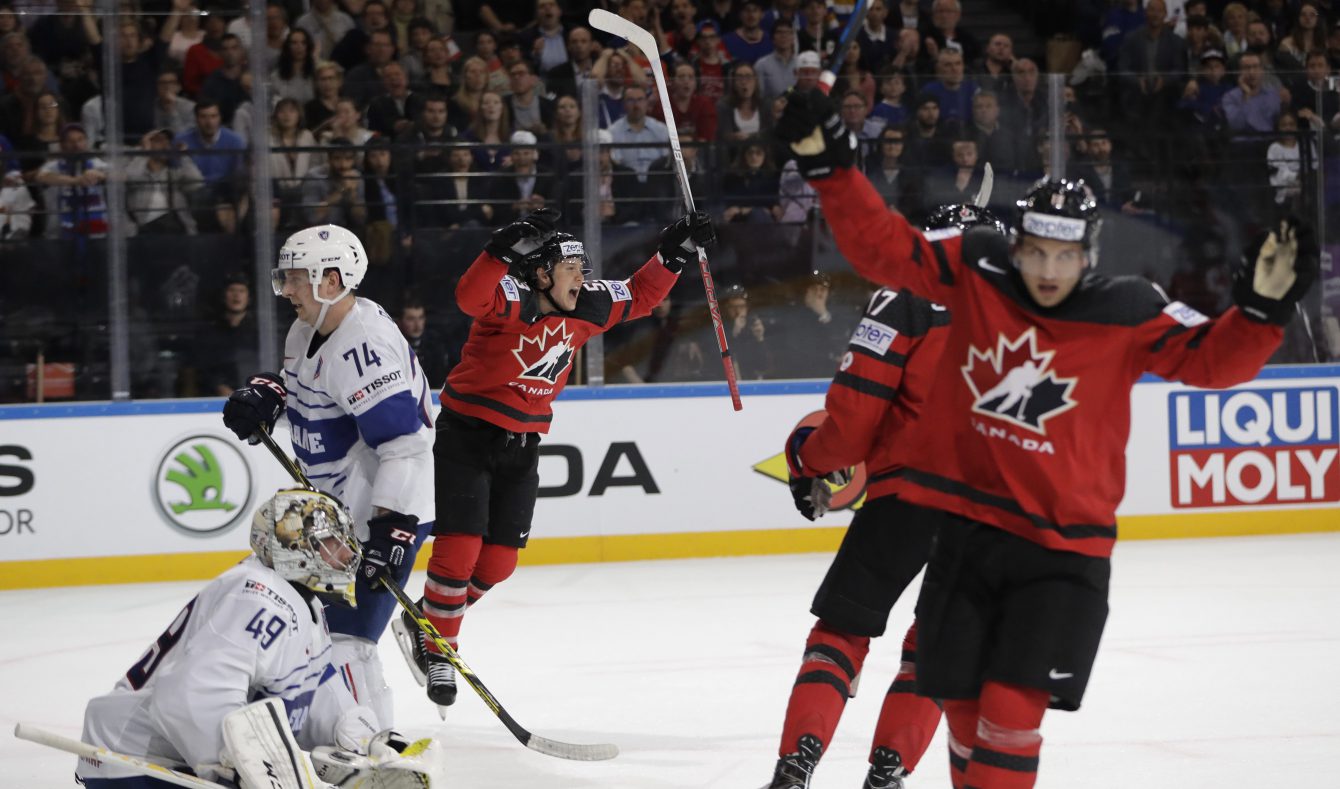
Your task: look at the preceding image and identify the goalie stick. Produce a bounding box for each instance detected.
[253,430,620,762]
[13,723,227,789]
[588,8,743,411]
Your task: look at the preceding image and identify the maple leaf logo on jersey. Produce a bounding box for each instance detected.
[513,320,576,384]
[961,327,1078,435]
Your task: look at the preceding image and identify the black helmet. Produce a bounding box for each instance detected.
[925,203,1008,235]
[1014,178,1100,249]
[521,232,592,281]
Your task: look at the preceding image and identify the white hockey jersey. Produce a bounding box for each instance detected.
[77,558,378,781]
[282,297,435,533]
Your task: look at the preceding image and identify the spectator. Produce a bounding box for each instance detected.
[345,29,398,108]
[319,96,375,146]
[606,293,706,383]
[489,129,558,222]
[1180,48,1232,129]
[0,167,35,239]
[235,3,291,74]
[1236,19,1283,90]
[840,89,882,144]
[1277,2,1326,70]
[864,125,922,216]
[161,0,205,66]
[181,11,229,97]
[330,0,392,71]
[592,47,648,128]
[724,0,772,63]
[703,0,742,34]
[647,137,710,222]
[889,26,933,77]
[651,61,718,141]
[545,25,596,99]
[152,69,197,137]
[608,83,670,181]
[665,0,702,58]
[296,0,356,62]
[857,0,896,73]
[395,94,456,233]
[478,0,532,34]
[417,37,457,97]
[922,48,977,124]
[1116,0,1187,127]
[124,128,202,235]
[28,0,95,88]
[772,271,849,378]
[906,91,952,167]
[506,60,555,133]
[473,30,511,94]
[0,32,53,98]
[463,90,513,171]
[87,16,173,138]
[427,146,491,227]
[397,300,451,388]
[563,127,644,224]
[777,157,817,221]
[868,69,909,133]
[793,49,822,93]
[399,17,437,82]
[200,34,248,124]
[269,98,316,228]
[719,285,772,380]
[174,100,246,233]
[968,90,1020,176]
[1100,0,1145,69]
[520,0,567,75]
[722,138,781,223]
[973,32,1014,93]
[1267,110,1302,208]
[13,90,63,175]
[1293,50,1340,133]
[550,93,583,168]
[388,0,418,57]
[999,57,1044,147]
[305,60,344,132]
[0,58,51,153]
[1221,2,1250,58]
[922,0,980,64]
[765,0,803,30]
[718,61,769,143]
[690,20,731,104]
[1071,127,1135,210]
[892,0,925,32]
[193,273,258,396]
[1222,51,1281,134]
[366,61,424,137]
[35,123,107,239]
[360,136,401,264]
[302,137,366,226]
[453,55,490,125]
[755,19,799,103]
[833,38,875,109]
[797,0,835,57]
[1182,14,1220,65]
[271,29,318,103]
[927,137,981,205]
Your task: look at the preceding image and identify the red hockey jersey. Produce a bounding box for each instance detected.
[439,251,679,433]
[793,286,951,503]
[811,167,1284,558]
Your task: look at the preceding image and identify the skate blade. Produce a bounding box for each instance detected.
[390,617,428,687]
[437,705,448,721]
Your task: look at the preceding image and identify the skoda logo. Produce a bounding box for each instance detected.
[153,434,254,536]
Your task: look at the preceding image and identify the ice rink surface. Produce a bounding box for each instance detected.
[2,532,1338,788]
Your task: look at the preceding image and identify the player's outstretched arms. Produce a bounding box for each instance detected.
[223,373,287,445]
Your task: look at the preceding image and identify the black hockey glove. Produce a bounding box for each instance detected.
[1233,217,1319,325]
[361,511,420,591]
[785,426,853,521]
[485,207,562,268]
[658,210,717,273]
[773,88,857,180]
[222,373,287,445]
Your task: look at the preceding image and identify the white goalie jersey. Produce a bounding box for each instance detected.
[77,558,378,781]
[282,297,436,534]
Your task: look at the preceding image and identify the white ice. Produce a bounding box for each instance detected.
[2,532,1338,788]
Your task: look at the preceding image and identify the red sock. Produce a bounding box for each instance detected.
[423,533,482,653]
[777,620,870,757]
[942,699,979,789]
[467,543,519,607]
[870,620,942,772]
[963,681,1048,789]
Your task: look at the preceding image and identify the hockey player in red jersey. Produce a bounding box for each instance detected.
[773,89,1317,788]
[396,208,716,710]
[767,207,1006,789]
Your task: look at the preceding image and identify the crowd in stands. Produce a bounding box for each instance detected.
[1,0,1337,400]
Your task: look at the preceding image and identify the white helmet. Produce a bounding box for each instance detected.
[272,224,368,305]
[251,488,362,607]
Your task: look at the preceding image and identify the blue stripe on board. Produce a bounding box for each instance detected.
[3,365,1337,419]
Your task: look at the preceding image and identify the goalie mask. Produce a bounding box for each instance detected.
[252,489,362,607]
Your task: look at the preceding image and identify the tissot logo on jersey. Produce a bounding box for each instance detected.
[513,321,575,386]
[1169,386,1339,507]
[961,327,1078,436]
[344,369,404,406]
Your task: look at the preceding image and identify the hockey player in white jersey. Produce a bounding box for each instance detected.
[222,225,436,727]
[77,488,447,789]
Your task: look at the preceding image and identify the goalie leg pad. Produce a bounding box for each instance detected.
[221,698,322,789]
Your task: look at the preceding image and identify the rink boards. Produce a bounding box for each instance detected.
[0,365,1337,589]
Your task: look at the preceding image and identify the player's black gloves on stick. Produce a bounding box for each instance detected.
[773,88,857,180]
[223,373,287,445]
[1233,217,1319,325]
[784,426,853,521]
[658,211,717,273]
[486,207,562,269]
[361,511,420,591]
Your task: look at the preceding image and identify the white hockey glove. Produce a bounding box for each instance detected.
[312,731,448,789]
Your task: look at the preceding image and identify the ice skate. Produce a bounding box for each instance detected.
[763,734,822,789]
[426,652,458,717]
[391,604,428,687]
[862,747,908,789]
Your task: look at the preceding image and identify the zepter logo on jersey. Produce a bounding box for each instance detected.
[513,320,576,384]
[153,434,255,536]
[961,327,1078,435]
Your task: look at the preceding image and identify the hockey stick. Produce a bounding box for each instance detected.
[13,723,227,789]
[818,0,869,96]
[252,431,620,762]
[588,9,743,411]
[973,162,994,209]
